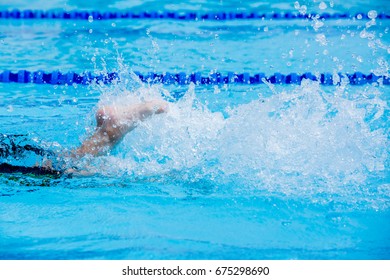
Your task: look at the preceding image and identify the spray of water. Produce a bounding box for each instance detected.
[69,15,389,209]
[81,62,389,208]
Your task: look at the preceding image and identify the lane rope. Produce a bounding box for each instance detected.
[0,9,389,21]
[0,70,389,86]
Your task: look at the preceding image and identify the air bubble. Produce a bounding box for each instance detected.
[357,14,362,20]
[89,29,93,34]
[6,105,13,112]
[88,15,93,23]
[294,1,300,9]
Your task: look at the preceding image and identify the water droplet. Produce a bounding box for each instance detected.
[365,20,376,29]
[323,49,329,55]
[88,15,93,23]
[368,10,377,19]
[111,22,116,27]
[312,19,324,31]
[263,26,268,32]
[294,1,300,9]
[299,5,307,15]
[89,29,93,34]
[319,2,327,10]
[315,33,327,46]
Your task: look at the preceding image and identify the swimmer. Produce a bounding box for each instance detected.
[34,99,169,176]
[0,99,168,176]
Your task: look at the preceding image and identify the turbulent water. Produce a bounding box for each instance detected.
[39,67,383,210]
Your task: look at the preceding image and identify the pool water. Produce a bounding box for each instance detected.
[0,0,389,259]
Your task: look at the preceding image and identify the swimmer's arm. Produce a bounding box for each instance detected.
[74,100,168,158]
[74,129,112,157]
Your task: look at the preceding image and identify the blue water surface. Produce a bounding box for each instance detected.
[0,0,389,259]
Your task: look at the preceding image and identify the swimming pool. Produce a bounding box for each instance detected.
[0,0,389,260]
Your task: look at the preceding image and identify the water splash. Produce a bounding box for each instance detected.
[84,69,389,208]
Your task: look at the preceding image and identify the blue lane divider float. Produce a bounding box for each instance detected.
[0,9,389,21]
[0,70,389,86]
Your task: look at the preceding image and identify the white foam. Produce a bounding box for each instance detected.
[86,72,388,209]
